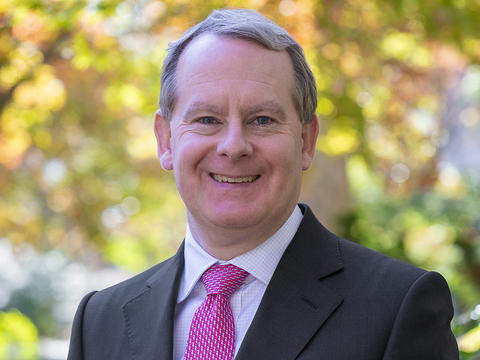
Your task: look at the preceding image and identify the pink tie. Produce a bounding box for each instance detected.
[185,264,249,360]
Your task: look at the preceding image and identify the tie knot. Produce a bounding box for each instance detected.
[201,264,249,298]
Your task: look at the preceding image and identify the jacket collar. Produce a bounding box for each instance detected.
[122,243,184,360]
[236,204,345,360]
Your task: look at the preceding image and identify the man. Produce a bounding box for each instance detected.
[68,9,459,360]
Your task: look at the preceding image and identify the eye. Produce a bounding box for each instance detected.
[254,116,273,126]
[196,117,218,125]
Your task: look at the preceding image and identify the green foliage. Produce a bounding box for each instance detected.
[341,175,480,289]
[0,309,38,360]
[340,175,480,357]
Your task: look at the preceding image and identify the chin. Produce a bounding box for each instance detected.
[208,208,265,229]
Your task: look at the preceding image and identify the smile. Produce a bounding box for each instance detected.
[211,173,260,183]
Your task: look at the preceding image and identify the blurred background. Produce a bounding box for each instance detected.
[0,0,479,358]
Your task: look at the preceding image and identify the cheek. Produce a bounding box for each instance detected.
[172,135,212,172]
[263,138,303,175]
[276,133,303,160]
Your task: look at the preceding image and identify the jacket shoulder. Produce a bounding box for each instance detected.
[339,236,426,280]
[87,253,181,309]
[67,251,183,359]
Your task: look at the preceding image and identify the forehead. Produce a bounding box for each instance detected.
[174,34,296,112]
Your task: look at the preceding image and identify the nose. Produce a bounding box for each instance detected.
[216,121,253,160]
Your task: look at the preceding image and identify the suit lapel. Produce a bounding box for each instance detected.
[236,206,344,360]
[122,243,184,360]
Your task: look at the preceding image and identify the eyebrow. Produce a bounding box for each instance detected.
[241,100,287,120]
[182,100,287,120]
[183,102,224,120]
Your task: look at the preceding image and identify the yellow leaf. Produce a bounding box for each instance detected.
[458,326,480,353]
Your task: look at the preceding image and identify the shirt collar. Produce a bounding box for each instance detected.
[177,205,303,302]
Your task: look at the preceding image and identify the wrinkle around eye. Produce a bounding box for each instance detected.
[177,121,221,137]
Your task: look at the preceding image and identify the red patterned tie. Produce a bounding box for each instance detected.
[185,264,249,360]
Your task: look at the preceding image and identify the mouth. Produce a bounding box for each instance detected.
[210,173,260,183]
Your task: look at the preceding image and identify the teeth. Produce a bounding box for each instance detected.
[212,174,258,183]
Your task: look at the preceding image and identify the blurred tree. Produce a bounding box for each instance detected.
[0,0,479,358]
[0,309,38,360]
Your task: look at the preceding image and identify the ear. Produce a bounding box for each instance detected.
[154,109,173,171]
[301,115,319,170]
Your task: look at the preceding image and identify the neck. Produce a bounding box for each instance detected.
[187,208,294,260]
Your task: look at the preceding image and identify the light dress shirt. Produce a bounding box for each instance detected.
[173,205,303,360]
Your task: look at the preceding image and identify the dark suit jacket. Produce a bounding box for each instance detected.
[68,204,459,359]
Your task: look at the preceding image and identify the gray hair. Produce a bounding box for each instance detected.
[159,8,317,124]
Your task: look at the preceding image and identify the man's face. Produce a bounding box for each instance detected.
[155,34,318,249]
